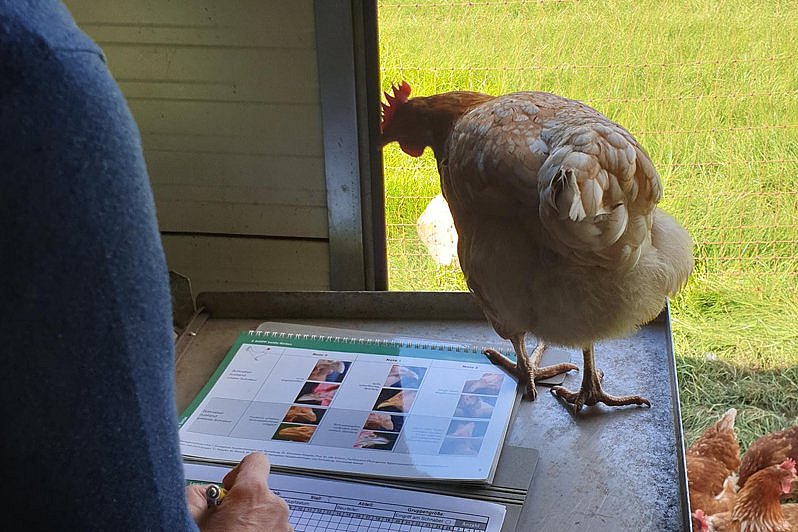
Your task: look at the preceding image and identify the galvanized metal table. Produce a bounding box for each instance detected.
[174,291,690,531]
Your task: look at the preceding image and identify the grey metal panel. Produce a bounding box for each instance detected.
[352,0,387,290]
[179,291,688,531]
[314,0,366,290]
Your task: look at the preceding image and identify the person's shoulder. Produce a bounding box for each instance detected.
[0,1,110,115]
[0,1,102,57]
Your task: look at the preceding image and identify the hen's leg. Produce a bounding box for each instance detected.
[550,344,650,411]
[484,336,577,400]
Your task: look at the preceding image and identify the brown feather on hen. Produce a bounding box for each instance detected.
[739,424,798,495]
[380,82,693,409]
[687,408,741,516]
[705,460,798,532]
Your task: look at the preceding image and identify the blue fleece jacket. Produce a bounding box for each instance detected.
[0,1,196,529]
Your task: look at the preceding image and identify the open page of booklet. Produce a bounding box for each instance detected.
[179,322,521,483]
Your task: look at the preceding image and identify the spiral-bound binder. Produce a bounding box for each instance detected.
[246,325,512,359]
[254,321,515,358]
[252,328,490,353]
[178,322,524,483]
[253,321,571,385]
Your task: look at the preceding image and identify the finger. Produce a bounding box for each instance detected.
[223,452,271,490]
[185,484,211,521]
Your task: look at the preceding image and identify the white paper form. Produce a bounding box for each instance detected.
[184,462,506,532]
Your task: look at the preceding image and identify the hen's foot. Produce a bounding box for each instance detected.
[550,369,650,412]
[484,346,578,401]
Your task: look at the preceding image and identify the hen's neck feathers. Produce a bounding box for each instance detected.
[731,470,791,531]
[400,91,493,156]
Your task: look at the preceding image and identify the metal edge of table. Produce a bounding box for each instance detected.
[194,290,670,324]
[176,290,688,531]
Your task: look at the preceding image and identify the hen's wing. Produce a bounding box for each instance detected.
[536,107,662,269]
[686,409,741,514]
[783,504,798,528]
[444,91,661,272]
[705,510,733,531]
[739,425,798,489]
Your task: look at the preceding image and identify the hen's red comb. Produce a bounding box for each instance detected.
[779,458,797,474]
[380,81,412,132]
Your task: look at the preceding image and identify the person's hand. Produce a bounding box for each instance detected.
[186,452,292,531]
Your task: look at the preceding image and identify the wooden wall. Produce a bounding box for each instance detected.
[64,0,331,293]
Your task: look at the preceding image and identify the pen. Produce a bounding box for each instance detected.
[205,484,228,507]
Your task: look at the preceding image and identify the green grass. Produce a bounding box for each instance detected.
[379,0,798,449]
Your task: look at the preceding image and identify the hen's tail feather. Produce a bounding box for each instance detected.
[538,141,652,269]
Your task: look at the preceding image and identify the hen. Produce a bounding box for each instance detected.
[697,459,798,532]
[739,424,798,497]
[687,409,741,516]
[380,82,694,408]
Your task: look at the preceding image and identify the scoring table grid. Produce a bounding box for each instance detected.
[286,501,490,531]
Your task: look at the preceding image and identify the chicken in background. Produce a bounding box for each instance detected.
[686,409,741,517]
[692,480,740,531]
[696,459,798,532]
[738,424,798,498]
[380,81,694,409]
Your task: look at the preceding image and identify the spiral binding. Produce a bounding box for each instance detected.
[246,329,509,356]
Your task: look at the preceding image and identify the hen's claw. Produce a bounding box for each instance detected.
[549,345,650,412]
[550,379,651,412]
[484,346,578,401]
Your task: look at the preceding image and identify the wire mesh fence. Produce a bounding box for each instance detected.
[379,0,798,294]
[378,0,798,442]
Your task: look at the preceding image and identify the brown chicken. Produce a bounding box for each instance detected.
[698,459,798,532]
[692,478,741,530]
[687,409,742,516]
[739,425,798,496]
[380,82,694,408]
